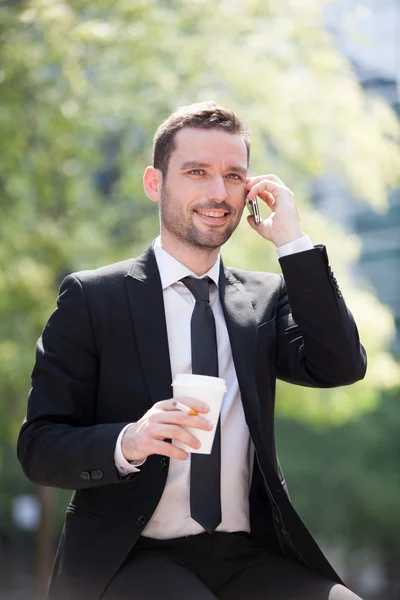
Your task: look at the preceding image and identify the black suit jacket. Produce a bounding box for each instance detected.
[17,244,366,599]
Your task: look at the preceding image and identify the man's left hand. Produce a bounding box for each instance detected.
[246,174,305,247]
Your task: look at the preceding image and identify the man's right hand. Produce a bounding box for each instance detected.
[121,398,213,461]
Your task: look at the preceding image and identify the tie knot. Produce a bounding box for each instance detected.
[181,276,212,302]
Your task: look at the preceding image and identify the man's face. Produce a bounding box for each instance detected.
[160,127,248,251]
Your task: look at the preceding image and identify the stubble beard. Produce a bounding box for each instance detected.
[160,182,242,251]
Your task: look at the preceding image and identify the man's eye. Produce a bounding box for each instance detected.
[190,169,204,175]
[226,174,241,180]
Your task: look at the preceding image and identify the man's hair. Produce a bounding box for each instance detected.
[153,101,250,176]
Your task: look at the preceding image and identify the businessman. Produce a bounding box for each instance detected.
[18,102,366,599]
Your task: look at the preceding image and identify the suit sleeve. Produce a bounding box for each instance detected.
[275,245,367,387]
[17,275,135,490]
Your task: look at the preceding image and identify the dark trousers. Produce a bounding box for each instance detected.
[102,532,363,600]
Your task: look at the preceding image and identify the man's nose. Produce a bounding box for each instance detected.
[207,175,228,202]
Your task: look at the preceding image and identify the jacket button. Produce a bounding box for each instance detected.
[160,457,167,469]
[80,471,90,481]
[91,469,103,480]
[137,515,147,527]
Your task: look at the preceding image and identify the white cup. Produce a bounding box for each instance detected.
[171,374,227,454]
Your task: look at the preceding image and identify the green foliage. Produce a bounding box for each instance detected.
[276,387,400,551]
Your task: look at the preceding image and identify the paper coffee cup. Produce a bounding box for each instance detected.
[171,374,226,454]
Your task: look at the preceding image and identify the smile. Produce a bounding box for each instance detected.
[194,209,230,224]
[196,210,229,217]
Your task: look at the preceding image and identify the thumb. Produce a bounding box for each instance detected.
[247,215,258,230]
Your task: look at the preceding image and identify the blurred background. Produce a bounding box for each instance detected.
[1,0,399,598]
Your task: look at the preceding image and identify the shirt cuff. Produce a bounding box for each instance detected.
[114,423,146,475]
[276,235,313,258]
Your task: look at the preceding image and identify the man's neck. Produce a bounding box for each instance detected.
[159,233,220,277]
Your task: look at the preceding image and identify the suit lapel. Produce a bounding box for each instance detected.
[123,248,263,434]
[219,263,263,436]
[124,246,173,408]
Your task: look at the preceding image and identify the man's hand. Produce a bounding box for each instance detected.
[121,398,213,462]
[246,174,305,247]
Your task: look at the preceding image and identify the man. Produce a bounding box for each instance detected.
[18,102,366,599]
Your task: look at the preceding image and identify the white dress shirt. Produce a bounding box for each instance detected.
[114,235,313,539]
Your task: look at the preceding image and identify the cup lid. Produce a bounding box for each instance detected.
[172,373,227,391]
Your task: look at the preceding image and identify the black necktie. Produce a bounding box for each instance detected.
[181,276,221,533]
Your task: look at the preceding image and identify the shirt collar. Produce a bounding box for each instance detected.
[154,236,220,291]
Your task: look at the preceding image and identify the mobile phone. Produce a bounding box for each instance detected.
[246,197,261,224]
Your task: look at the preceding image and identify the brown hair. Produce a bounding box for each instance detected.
[153,101,250,176]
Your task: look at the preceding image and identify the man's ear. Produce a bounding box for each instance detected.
[143,166,162,203]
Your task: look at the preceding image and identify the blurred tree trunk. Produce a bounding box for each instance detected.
[382,545,400,600]
[35,485,55,600]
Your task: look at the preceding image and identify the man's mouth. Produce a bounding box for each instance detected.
[193,209,230,224]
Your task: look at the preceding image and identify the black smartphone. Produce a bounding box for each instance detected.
[246,197,261,224]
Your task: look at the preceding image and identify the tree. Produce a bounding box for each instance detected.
[1,0,398,443]
[0,0,399,593]
[276,387,400,596]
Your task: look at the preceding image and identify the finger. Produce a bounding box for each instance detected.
[246,174,285,190]
[246,215,274,243]
[157,398,210,413]
[247,180,284,201]
[248,189,276,212]
[247,214,259,229]
[152,423,201,450]
[247,180,281,199]
[150,438,190,461]
[246,174,283,182]
[259,191,276,210]
[170,411,213,431]
[151,409,213,431]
